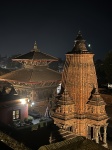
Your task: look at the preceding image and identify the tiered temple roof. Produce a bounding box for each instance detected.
[0,42,61,85]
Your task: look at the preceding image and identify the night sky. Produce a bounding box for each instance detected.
[0,0,112,60]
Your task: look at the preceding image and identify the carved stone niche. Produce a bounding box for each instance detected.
[87,105,94,114]
[100,106,104,113]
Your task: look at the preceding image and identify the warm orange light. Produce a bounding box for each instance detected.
[20,98,26,104]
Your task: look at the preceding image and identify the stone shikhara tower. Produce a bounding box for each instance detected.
[53,31,108,147]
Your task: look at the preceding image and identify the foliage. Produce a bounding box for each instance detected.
[103,51,112,83]
[95,59,107,86]
[24,117,32,124]
[6,55,22,69]
[0,67,10,76]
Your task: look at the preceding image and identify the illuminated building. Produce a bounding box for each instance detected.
[53,32,108,148]
[0,87,28,125]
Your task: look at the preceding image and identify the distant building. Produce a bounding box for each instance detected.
[53,32,108,148]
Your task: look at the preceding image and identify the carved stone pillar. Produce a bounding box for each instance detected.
[103,125,107,143]
[95,126,99,144]
[103,125,108,148]
[93,126,95,140]
[87,126,91,139]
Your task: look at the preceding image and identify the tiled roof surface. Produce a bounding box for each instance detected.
[38,136,108,150]
[13,51,58,61]
[0,67,61,83]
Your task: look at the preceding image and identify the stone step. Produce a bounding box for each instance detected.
[58,129,75,140]
[64,134,76,140]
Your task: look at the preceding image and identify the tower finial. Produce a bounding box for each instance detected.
[76,30,83,40]
[78,30,81,34]
[34,41,37,50]
[32,41,39,52]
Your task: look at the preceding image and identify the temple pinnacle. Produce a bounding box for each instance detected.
[33,41,38,51]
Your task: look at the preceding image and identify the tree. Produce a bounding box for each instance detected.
[6,54,22,69]
[0,67,10,76]
[103,51,112,83]
[95,59,106,87]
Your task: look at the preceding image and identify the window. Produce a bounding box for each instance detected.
[13,110,20,120]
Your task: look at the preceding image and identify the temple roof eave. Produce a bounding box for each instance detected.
[0,67,61,83]
[0,79,61,85]
[12,51,58,62]
[87,101,106,106]
[12,59,58,62]
[87,115,108,121]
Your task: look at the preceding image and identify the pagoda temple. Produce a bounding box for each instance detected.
[0,42,61,113]
[53,32,108,148]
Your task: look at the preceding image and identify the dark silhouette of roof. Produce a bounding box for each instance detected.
[38,136,108,150]
[0,86,20,102]
[0,141,13,150]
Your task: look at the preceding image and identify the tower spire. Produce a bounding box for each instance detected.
[75,30,84,41]
[32,41,39,52]
[66,31,91,54]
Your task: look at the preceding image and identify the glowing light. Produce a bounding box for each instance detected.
[88,44,91,47]
[31,102,35,106]
[57,83,61,94]
[20,98,26,104]
[32,102,35,105]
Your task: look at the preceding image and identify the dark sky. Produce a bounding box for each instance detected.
[0,0,112,60]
